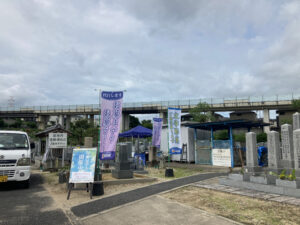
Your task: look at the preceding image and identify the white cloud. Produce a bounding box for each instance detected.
[0,0,299,108]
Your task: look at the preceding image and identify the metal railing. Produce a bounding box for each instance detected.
[0,94,299,113]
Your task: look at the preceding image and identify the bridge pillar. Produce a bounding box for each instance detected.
[58,115,64,128]
[37,115,49,130]
[66,115,71,130]
[121,113,130,132]
[263,109,270,133]
[159,112,168,125]
[89,114,94,126]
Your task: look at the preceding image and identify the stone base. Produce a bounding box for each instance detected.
[276,179,300,189]
[228,173,250,182]
[244,166,262,174]
[133,170,149,174]
[219,178,300,198]
[250,175,276,185]
[112,169,133,179]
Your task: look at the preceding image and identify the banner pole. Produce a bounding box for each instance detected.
[96,89,101,181]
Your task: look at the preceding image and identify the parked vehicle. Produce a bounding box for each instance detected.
[0,131,34,188]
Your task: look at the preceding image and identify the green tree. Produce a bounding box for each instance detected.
[214,130,228,140]
[69,119,95,146]
[190,102,215,122]
[292,99,300,112]
[257,133,267,143]
[12,119,22,128]
[141,120,153,129]
[129,115,141,128]
[0,119,6,128]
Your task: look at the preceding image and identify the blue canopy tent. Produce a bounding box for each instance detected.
[119,125,152,167]
[119,125,152,138]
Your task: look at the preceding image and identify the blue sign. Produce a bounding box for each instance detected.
[69,148,97,183]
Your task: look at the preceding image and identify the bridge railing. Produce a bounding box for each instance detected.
[0,94,299,113]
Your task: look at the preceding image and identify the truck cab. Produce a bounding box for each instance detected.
[0,131,33,188]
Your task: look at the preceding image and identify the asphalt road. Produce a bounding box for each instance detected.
[0,173,71,225]
[71,172,226,218]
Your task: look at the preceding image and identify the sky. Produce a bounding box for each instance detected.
[0,0,300,107]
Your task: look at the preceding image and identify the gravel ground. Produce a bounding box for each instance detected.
[71,172,226,218]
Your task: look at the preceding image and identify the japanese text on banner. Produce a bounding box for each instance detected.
[100,91,123,160]
[168,108,182,154]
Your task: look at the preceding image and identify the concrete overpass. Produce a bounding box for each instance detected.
[0,94,299,131]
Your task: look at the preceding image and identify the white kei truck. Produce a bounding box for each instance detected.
[0,130,34,188]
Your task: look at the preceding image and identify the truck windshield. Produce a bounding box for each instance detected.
[0,133,29,150]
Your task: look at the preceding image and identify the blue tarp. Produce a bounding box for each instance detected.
[258,146,268,166]
[119,125,152,138]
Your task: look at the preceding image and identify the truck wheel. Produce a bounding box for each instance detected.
[22,179,30,189]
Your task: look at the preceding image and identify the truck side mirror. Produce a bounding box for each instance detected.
[30,143,35,149]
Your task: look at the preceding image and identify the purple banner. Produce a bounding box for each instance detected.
[100,91,123,160]
[152,118,163,147]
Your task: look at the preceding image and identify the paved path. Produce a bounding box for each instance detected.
[0,174,71,225]
[71,172,226,218]
[82,196,239,225]
[192,177,300,206]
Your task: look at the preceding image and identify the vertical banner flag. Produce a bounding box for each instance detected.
[168,108,182,154]
[100,91,123,160]
[152,118,163,147]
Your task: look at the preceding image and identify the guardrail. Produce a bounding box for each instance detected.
[0,94,299,113]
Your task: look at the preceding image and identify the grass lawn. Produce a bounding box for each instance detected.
[162,186,300,225]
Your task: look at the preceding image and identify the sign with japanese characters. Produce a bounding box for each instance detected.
[212,148,232,167]
[168,108,182,154]
[100,91,123,160]
[69,148,97,183]
[48,133,67,148]
[152,118,163,147]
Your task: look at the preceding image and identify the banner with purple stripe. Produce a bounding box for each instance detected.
[100,91,123,160]
[152,118,163,147]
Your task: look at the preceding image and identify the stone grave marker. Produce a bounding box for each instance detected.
[293,112,300,130]
[281,124,294,169]
[267,131,281,172]
[112,144,133,179]
[293,129,300,177]
[245,132,260,173]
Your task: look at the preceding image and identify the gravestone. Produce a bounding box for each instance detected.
[293,113,300,130]
[245,132,261,173]
[112,144,133,179]
[84,137,93,148]
[293,129,300,177]
[281,124,294,169]
[267,131,281,172]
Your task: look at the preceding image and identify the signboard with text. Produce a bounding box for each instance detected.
[69,148,97,183]
[48,133,67,148]
[212,148,232,167]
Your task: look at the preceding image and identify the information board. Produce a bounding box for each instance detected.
[212,148,232,167]
[49,133,67,148]
[69,148,97,183]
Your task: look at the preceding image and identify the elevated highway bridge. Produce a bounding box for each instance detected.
[0,94,299,131]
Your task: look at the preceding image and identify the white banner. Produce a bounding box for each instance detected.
[49,133,67,148]
[168,108,182,154]
[212,148,232,167]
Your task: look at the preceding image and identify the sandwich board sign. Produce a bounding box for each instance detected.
[67,148,97,200]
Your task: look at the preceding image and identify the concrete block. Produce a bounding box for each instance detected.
[112,169,133,179]
[276,179,300,189]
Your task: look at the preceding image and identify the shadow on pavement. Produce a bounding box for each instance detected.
[0,173,71,225]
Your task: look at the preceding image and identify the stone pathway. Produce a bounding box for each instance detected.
[192,177,300,206]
